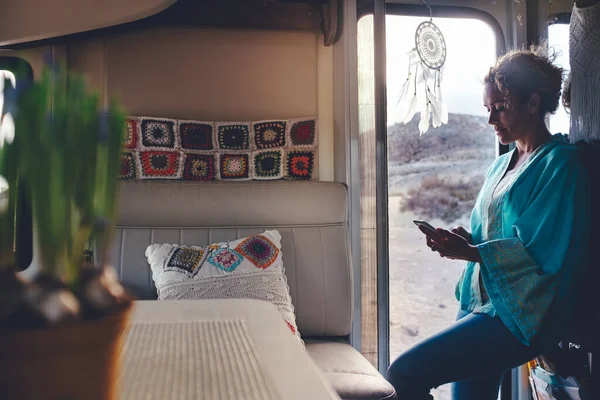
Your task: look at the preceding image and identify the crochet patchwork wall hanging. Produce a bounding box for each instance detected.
[396,0,448,134]
[120,116,318,181]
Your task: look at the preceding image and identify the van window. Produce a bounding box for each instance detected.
[0,57,34,271]
[548,22,570,134]
[358,13,498,400]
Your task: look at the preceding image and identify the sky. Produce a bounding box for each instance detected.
[547,23,570,134]
[383,15,571,132]
[386,15,497,124]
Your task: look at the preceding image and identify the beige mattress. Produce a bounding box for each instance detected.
[119,299,340,400]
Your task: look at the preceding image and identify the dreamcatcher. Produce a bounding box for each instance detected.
[396,1,448,134]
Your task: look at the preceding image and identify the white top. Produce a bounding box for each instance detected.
[493,169,517,198]
[119,299,341,400]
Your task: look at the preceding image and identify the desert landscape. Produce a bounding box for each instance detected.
[381,113,496,398]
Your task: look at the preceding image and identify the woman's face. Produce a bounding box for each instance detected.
[483,83,532,145]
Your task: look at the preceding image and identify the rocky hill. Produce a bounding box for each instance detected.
[387,113,495,164]
[361,113,497,223]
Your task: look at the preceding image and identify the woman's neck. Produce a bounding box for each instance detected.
[515,121,552,155]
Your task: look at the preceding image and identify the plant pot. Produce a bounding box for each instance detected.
[0,302,133,400]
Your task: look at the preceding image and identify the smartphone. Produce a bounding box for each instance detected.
[413,219,439,237]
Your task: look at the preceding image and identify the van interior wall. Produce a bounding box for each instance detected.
[64,27,334,181]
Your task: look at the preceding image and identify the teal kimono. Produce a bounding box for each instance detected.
[455,134,590,346]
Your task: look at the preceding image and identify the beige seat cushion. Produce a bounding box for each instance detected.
[305,339,396,400]
[112,181,352,338]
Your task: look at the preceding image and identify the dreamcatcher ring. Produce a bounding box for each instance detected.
[415,20,447,71]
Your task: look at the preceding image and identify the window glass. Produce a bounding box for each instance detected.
[0,58,34,270]
[387,16,497,400]
[548,23,570,134]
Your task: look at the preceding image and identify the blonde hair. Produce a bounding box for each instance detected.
[484,44,564,117]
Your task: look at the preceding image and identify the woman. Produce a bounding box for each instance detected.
[386,46,591,400]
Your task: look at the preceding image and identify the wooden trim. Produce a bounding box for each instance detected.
[320,0,342,46]
[317,42,335,181]
[1,0,325,50]
[153,0,322,31]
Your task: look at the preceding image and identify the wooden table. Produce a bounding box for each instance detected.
[119,299,341,400]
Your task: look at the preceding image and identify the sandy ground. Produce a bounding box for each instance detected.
[388,196,470,400]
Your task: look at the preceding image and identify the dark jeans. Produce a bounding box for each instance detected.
[387,309,541,400]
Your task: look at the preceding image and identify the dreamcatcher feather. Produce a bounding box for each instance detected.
[396,17,448,135]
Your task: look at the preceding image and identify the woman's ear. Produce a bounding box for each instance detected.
[527,92,541,115]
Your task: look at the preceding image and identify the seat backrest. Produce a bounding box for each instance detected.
[109,180,353,338]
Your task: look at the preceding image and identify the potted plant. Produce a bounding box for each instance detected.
[0,61,132,400]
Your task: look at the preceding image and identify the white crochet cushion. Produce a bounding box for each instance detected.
[145,230,302,344]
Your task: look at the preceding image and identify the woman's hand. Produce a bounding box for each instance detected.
[421,227,482,263]
[450,226,472,244]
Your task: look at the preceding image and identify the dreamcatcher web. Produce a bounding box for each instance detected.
[396,1,448,134]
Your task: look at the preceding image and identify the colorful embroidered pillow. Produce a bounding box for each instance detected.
[145,230,302,343]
